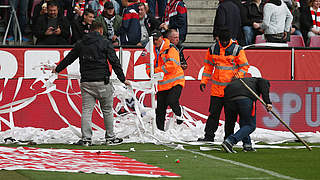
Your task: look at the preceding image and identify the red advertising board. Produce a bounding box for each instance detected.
[0,47,294,80]
[1,47,320,132]
[294,50,320,80]
[1,79,319,132]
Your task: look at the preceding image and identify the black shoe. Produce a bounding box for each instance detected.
[74,139,92,146]
[177,119,183,125]
[197,137,214,142]
[243,146,257,152]
[221,140,236,153]
[106,137,123,145]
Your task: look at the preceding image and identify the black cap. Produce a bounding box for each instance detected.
[150,30,162,38]
[104,1,114,9]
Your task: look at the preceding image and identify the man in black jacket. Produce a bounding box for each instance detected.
[71,8,95,44]
[34,0,70,45]
[240,0,263,45]
[222,77,272,153]
[213,0,244,45]
[53,21,130,146]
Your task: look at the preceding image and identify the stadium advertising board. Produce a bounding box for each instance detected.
[0,48,319,132]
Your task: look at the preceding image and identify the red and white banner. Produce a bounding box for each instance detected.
[0,47,307,80]
[0,146,180,177]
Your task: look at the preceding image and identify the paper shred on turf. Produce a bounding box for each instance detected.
[0,146,180,178]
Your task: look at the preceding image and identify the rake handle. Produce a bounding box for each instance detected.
[238,79,312,151]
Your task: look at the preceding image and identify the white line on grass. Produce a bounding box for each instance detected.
[185,150,300,180]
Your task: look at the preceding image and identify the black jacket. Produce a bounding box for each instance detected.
[213,0,243,42]
[55,31,126,83]
[176,43,187,66]
[71,17,91,44]
[31,1,64,31]
[34,15,70,45]
[240,1,263,27]
[224,77,272,104]
[144,13,162,36]
[300,6,313,41]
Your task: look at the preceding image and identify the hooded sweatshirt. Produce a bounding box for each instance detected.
[260,0,293,34]
[56,31,126,83]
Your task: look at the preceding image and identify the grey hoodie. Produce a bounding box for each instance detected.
[261,0,293,34]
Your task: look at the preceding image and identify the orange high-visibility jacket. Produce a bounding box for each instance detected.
[201,40,249,97]
[146,38,185,91]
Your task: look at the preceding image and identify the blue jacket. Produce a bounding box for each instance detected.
[120,2,141,45]
[167,1,188,43]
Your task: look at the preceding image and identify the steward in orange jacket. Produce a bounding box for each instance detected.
[198,27,249,142]
[201,40,249,97]
[146,30,185,131]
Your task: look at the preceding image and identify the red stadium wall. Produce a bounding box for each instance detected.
[0,47,320,132]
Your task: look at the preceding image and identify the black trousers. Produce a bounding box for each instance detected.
[204,96,225,139]
[205,96,237,140]
[224,100,238,139]
[156,85,182,131]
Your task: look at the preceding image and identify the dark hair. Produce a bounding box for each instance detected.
[47,0,58,8]
[84,8,95,16]
[217,26,231,42]
[90,21,103,31]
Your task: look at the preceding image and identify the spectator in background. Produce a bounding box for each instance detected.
[290,0,303,36]
[138,2,162,46]
[6,0,30,42]
[72,0,90,20]
[260,0,293,43]
[119,0,141,45]
[147,0,167,19]
[213,0,244,45]
[32,0,63,32]
[71,8,95,44]
[166,29,188,70]
[95,1,122,45]
[89,0,120,16]
[33,1,70,45]
[300,0,320,45]
[241,0,263,45]
[160,0,188,43]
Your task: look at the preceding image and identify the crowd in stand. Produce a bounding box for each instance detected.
[0,0,187,46]
[214,0,320,47]
[1,0,320,47]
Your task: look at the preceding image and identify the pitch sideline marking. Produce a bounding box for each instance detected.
[186,150,299,180]
[163,143,299,180]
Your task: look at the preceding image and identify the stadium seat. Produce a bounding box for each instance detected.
[287,35,305,47]
[309,36,320,47]
[255,35,266,44]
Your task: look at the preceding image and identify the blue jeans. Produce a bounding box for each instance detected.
[292,29,302,36]
[243,26,254,46]
[225,98,256,146]
[147,0,167,18]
